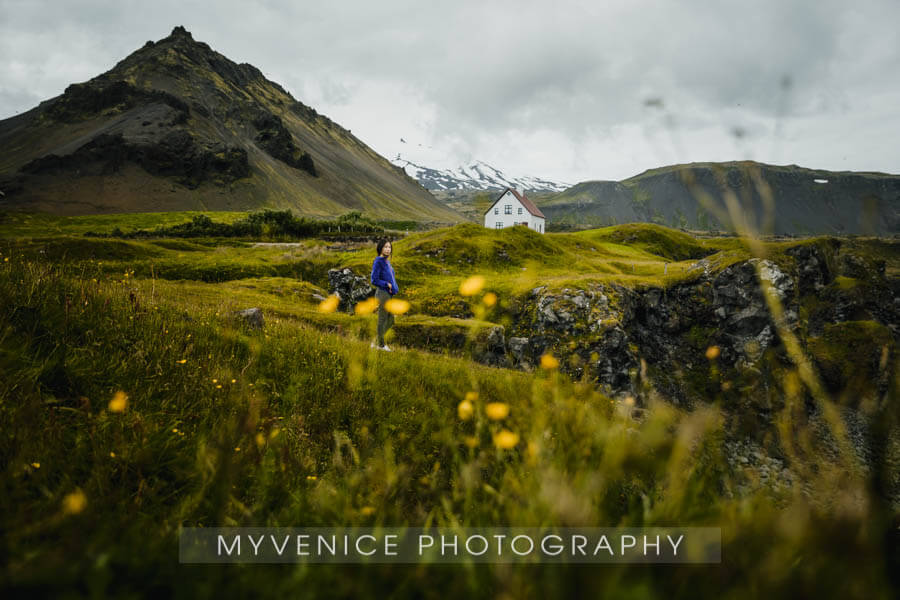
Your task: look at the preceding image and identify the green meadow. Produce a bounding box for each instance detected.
[0,211,896,598]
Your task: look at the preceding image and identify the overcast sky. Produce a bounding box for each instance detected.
[1,0,898,183]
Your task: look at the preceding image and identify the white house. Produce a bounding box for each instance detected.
[483,188,546,233]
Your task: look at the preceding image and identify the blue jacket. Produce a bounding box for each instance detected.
[371,256,399,295]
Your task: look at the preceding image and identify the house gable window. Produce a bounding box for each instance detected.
[504,204,512,214]
[494,207,499,215]
[495,222,503,229]
[517,207,523,214]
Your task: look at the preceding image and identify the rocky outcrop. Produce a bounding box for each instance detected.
[503,242,897,408]
[20,130,249,189]
[327,268,375,313]
[252,112,317,176]
[503,285,639,390]
[43,80,190,124]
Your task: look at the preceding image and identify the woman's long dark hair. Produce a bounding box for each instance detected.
[376,238,392,256]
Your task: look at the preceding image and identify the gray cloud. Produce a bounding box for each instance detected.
[1,0,898,182]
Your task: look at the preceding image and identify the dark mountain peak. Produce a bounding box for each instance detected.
[30,25,334,143]
[169,25,193,39]
[129,28,221,77]
[156,25,216,60]
[0,26,461,222]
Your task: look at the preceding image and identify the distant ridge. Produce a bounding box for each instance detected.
[538,161,900,235]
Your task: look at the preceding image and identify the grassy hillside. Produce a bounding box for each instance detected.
[1,214,897,597]
[0,210,249,237]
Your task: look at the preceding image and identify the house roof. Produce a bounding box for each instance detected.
[484,188,546,219]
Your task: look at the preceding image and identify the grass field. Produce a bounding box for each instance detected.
[0,211,896,598]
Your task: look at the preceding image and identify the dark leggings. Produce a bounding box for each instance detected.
[375,288,395,346]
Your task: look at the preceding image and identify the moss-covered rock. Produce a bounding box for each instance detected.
[808,321,895,403]
[252,112,316,176]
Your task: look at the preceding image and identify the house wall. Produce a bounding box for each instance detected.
[483,190,546,233]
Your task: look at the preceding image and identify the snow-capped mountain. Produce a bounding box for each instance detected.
[394,157,570,192]
[388,139,570,193]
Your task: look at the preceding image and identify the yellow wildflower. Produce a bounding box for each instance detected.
[62,489,87,515]
[705,345,721,360]
[464,436,479,448]
[31,462,40,469]
[108,391,128,413]
[384,298,410,315]
[482,292,497,307]
[360,506,376,516]
[354,296,379,315]
[540,353,559,370]
[318,294,340,313]
[493,430,520,450]
[485,402,510,420]
[176,359,187,364]
[457,399,474,420]
[459,275,485,296]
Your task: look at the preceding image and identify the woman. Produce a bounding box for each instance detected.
[370,238,399,350]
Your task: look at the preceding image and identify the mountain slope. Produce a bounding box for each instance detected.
[0,26,463,223]
[540,161,900,235]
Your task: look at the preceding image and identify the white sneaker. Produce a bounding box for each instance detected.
[382,345,392,351]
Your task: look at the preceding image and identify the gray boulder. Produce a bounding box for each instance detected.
[235,307,264,330]
[752,259,794,300]
[508,337,531,367]
[327,268,375,312]
[474,326,510,367]
[786,242,834,294]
